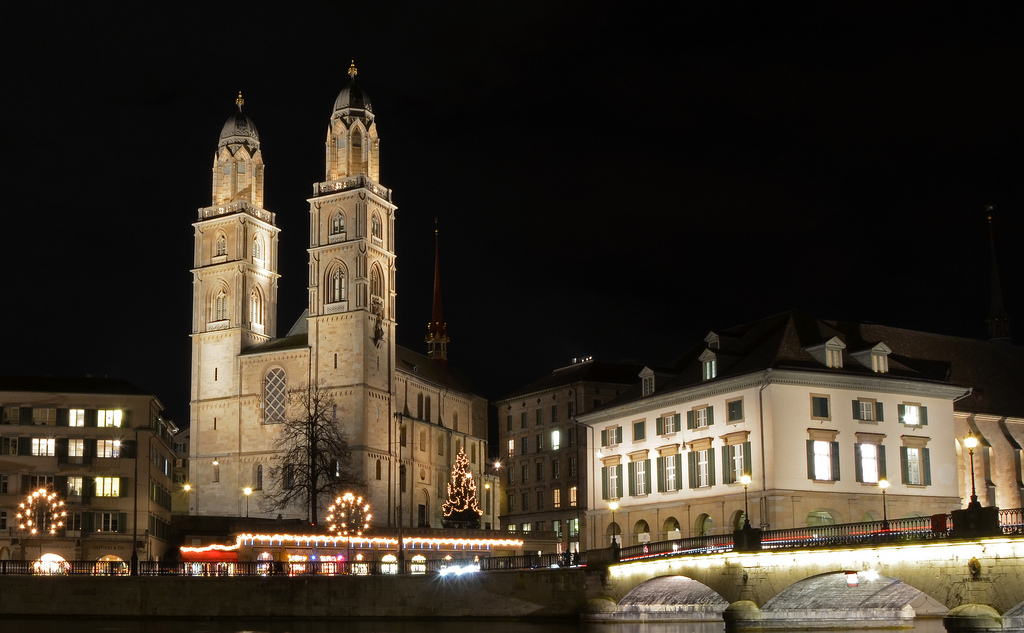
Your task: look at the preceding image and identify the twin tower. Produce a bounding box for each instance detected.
[188,64,486,529]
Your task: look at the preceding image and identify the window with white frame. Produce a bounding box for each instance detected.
[689,448,713,488]
[601,426,622,446]
[703,358,717,380]
[658,413,681,435]
[507,438,514,458]
[97,440,119,458]
[601,463,622,500]
[898,403,928,426]
[2,438,17,455]
[32,408,56,425]
[31,438,55,456]
[629,458,650,496]
[855,440,886,484]
[28,475,53,490]
[722,439,751,484]
[807,437,840,481]
[658,453,682,492]
[68,476,83,496]
[641,368,655,396]
[68,439,85,459]
[69,409,85,427]
[96,512,120,532]
[98,410,122,428]
[95,477,120,497]
[901,444,931,486]
[853,398,883,422]
[687,406,713,429]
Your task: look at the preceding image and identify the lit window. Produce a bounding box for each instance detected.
[553,488,561,508]
[872,353,889,373]
[551,430,560,451]
[703,359,717,380]
[69,409,85,427]
[569,486,578,507]
[810,395,830,420]
[31,438,55,457]
[263,368,287,423]
[687,406,713,429]
[807,439,839,481]
[95,477,120,497]
[901,446,931,485]
[723,441,751,484]
[506,439,515,458]
[97,410,122,428]
[96,512,120,532]
[32,408,56,425]
[521,522,531,532]
[855,442,885,483]
[67,476,83,496]
[898,403,927,426]
[68,439,84,458]
[507,523,516,533]
[97,440,120,458]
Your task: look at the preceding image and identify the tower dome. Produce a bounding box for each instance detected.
[219,92,259,151]
[332,62,374,120]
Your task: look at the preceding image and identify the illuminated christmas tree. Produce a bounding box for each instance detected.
[442,447,483,529]
[16,488,66,536]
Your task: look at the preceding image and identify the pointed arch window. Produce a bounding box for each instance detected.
[370,265,383,307]
[371,214,382,240]
[263,368,287,424]
[214,290,228,322]
[215,234,226,257]
[252,235,264,262]
[250,288,263,327]
[352,128,362,151]
[330,212,346,235]
[328,268,346,303]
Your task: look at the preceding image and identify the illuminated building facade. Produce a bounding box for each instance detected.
[189,64,494,530]
[494,358,643,552]
[579,312,981,549]
[0,377,176,563]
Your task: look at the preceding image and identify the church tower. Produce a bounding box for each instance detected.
[306,63,397,474]
[425,220,449,365]
[190,93,280,428]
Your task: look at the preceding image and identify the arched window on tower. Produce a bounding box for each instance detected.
[352,128,362,152]
[328,268,346,303]
[371,214,382,240]
[330,212,345,235]
[252,235,264,262]
[250,288,263,328]
[370,265,383,314]
[263,368,287,424]
[213,290,228,322]
[215,234,226,257]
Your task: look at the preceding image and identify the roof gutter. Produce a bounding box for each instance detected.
[758,368,771,529]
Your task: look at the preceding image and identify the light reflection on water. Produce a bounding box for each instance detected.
[1,618,949,633]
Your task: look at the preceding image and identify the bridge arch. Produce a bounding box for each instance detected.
[617,575,729,620]
[763,571,947,618]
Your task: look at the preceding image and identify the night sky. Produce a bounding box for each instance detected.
[2,5,1022,425]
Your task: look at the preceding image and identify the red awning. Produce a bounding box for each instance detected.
[181,549,239,562]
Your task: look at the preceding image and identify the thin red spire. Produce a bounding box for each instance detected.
[426,218,449,364]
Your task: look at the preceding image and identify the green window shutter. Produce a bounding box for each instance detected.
[922,448,932,485]
[721,446,731,484]
[854,444,864,482]
[674,454,683,489]
[920,406,928,426]
[876,402,884,422]
[56,438,69,464]
[830,441,840,481]
[657,456,665,492]
[674,413,682,431]
[707,407,715,426]
[852,400,861,420]
[708,449,716,486]
[86,439,96,458]
[602,467,609,500]
[656,417,664,435]
[878,445,887,479]
[616,465,623,496]
[601,429,608,447]
[119,512,128,533]
[645,459,652,493]
[56,409,69,427]
[900,447,909,484]
[898,404,906,424]
[743,442,752,476]
[85,409,97,427]
[687,410,695,430]
[616,427,623,444]
[120,477,129,497]
[628,462,636,497]
[688,452,697,489]
[806,440,815,479]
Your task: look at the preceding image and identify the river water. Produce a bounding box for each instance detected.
[2,618,948,633]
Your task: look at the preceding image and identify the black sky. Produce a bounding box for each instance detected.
[2,4,1022,424]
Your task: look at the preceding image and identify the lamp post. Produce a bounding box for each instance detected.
[740,474,752,529]
[130,427,140,576]
[964,432,980,509]
[608,500,619,550]
[243,487,252,518]
[878,479,890,530]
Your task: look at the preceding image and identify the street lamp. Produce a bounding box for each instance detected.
[964,432,980,509]
[878,479,890,530]
[740,474,752,529]
[608,500,619,548]
[243,487,252,518]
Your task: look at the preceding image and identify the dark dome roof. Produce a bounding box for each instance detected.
[219,110,259,149]
[333,62,373,118]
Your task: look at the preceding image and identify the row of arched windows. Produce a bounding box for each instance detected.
[208,286,265,327]
[211,233,266,263]
[326,210,383,241]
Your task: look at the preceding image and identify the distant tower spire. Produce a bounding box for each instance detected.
[986,208,1011,343]
[236,91,244,111]
[348,60,358,80]
[426,218,449,365]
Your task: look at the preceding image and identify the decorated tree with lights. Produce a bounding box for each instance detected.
[262,380,364,525]
[442,447,483,528]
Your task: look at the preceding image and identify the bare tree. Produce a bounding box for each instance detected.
[261,380,363,525]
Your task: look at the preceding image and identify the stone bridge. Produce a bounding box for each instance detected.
[584,536,1024,631]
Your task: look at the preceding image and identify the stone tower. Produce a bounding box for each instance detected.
[306,62,398,468]
[190,93,280,413]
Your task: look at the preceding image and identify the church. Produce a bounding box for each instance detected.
[188,64,495,530]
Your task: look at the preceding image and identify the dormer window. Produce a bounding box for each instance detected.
[639,367,655,396]
[827,348,842,368]
[699,349,718,380]
[805,336,846,369]
[704,332,720,349]
[872,353,888,373]
[850,343,891,374]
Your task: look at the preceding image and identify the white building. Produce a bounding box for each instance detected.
[578,312,971,549]
[189,64,494,530]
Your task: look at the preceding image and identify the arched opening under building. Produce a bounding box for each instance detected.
[606,576,729,621]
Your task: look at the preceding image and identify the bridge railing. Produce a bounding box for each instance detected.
[619,533,734,561]
[760,514,949,550]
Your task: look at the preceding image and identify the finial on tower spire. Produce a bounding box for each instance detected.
[236,91,245,111]
[348,60,358,80]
